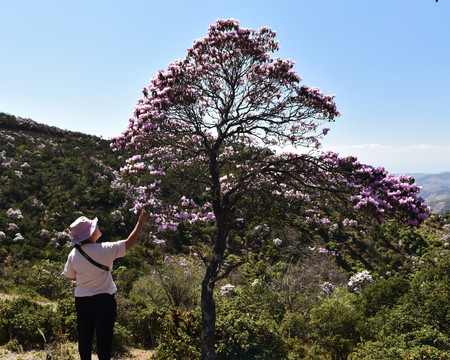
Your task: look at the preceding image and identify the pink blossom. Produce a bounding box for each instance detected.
[7,208,23,219]
[273,238,282,246]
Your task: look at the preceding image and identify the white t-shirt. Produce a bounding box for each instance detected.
[63,240,126,297]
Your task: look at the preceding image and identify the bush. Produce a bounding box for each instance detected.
[116,297,165,349]
[405,250,450,335]
[216,309,287,360]
[112,323,132,355]
[153,308,202,360]
[351,324,450,360]
[55,298,77,342]
[397,228,429,254]
[129,260,202,311]
[112,266,141,296]
[0,296,55,349]
[357,276,410,317]
[215,287,288,360]
[6,260,74,301]
[353,289,450,359]
[309,287,361,360]
[279,311,309,341]
[28,260,74,301]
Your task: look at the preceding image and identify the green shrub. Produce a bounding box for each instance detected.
[130,261,202,311]
[354,292,450,359]
[351,340,450,360]
[112,266,141,296]
[279,311,309,341]
[216,308,287,360]
[8,260,73,301]
[112,323,132,355]
[4,338,23,352]
[224,282,285,323]
[153,308,202,360]
[31,260,74,300]
[351,325,450,360]
[215,287,288,360]
[405,250,450,335]
[0,296,55,349]
[309,287,361,360]
[116,297,165,349]
[357,276,410,317]
[398,228,429,254]
[55,298,77,342]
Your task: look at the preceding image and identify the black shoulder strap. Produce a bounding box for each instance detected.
[75,244,110,271]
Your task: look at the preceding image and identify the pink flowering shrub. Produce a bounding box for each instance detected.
[348,270,373,293]
[6,208,23,219]
[441,224,450,246]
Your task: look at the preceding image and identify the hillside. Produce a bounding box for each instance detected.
[413,172,450,213]
[0,111,447,265]
[1,112,449,359]
[0,112,137,261]
[0,112,93,138]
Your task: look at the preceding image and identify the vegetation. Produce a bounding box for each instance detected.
[1,112,449,359]
[112,19,429,360]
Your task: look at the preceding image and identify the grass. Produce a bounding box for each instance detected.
[0,343,155,359]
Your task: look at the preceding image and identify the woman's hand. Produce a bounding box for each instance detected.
[139,209,149,224]
[125,209,149,250]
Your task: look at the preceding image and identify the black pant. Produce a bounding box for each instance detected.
[75,293,117,360]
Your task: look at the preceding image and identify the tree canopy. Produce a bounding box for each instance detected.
[112,19,430,359]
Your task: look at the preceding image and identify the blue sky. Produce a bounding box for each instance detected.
[1,0,449,174]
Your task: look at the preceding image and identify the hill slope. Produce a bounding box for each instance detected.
[0,112,134,262]
[1,112,449,359]
[414,172,450,213]
[1,111,447,267]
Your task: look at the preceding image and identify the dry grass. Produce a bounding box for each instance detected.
[0,344,155,360]
[0,292,57,310]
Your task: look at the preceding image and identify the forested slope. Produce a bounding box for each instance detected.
[0,112,135,262]
[0,112,448,359]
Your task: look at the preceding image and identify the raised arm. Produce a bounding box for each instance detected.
[125,210,149,250]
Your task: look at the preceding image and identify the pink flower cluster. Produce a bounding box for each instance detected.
[348,270,373,293]
[319,151,429,225]
[309,246,338,257]
[6,208,23,219]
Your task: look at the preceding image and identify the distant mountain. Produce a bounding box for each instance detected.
[404,173,429,180]
[413,172,450,214]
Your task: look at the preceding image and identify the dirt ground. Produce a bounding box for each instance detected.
[0,345,155,360]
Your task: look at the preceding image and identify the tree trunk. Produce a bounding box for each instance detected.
[201,269,216,360]
[200,217,227,359]
[202,152,228,359]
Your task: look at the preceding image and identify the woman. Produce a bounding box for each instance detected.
[63,210,149,360]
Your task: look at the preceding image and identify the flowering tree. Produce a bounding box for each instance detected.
[112,19,429,359]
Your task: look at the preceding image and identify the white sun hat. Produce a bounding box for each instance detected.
[69,216,98,246]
